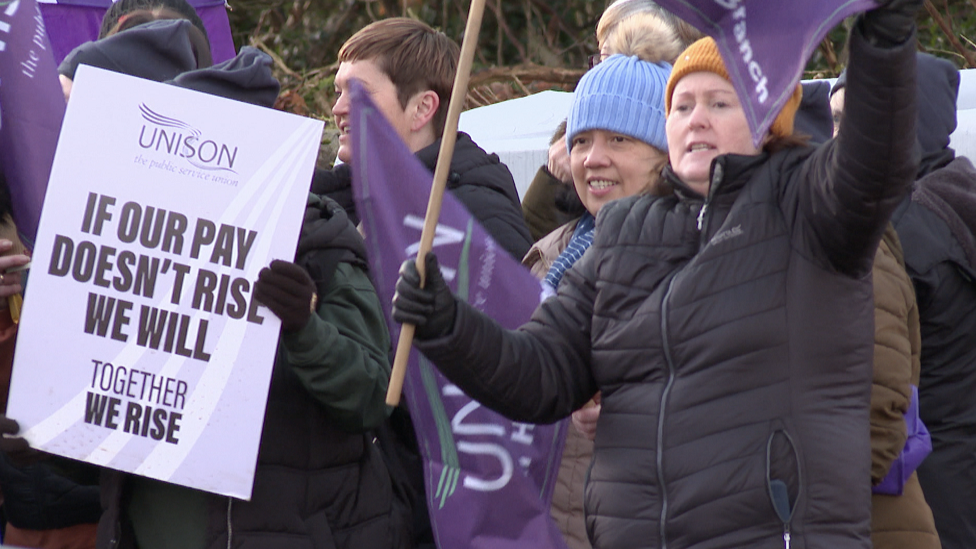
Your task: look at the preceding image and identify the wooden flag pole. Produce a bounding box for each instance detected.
[386,0,489,406]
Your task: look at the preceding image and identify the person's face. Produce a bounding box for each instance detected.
[332,58,412,164]
[569,129,666,216]
[830,87,845,137]
[666,71,761,196]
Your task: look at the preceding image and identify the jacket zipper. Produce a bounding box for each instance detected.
[657,275,680,549]
[697,162,724,237]
[226,498,234,549]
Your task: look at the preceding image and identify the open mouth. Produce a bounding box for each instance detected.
[688,143,714,153]
[588,180,617,191]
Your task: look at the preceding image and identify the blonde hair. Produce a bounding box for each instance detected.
[596,0,702,61]
[602,12,683,63]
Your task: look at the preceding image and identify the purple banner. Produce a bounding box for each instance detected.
[39,0,236,65]
[0,0,66,247]
[349,80,569,549]
[654,0,879,146]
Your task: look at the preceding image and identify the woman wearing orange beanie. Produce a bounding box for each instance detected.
[392,1,923,547]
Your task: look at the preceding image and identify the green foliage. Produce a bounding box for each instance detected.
[226,0,976,119]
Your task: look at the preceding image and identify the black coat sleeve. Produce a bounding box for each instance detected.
[787,25,918,278]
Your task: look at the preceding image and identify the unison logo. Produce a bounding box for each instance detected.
[137,104,239,172]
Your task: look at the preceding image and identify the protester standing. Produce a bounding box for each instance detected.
[326,18,533,261]
[0,14,209,548]
[829,63,941,549]
[392,1,922,547]
[522,52,672,549]
[890,53,976,549]
[521,0,694,242]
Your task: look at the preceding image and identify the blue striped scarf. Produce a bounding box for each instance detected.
[544,212,595,290]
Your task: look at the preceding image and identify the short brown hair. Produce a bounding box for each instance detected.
[339,18,459,137]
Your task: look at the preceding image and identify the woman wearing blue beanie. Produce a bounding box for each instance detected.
[521,51,671,549]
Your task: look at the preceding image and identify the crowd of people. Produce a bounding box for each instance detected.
[0,0,974,548]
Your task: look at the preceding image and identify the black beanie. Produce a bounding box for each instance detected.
[58,19,200,83]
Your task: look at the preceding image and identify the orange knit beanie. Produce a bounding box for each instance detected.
[665,37,802,139]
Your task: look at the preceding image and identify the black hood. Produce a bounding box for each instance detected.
[167,47,280,108]
[415,132,521,206]
[59,19,200,82]
[833,53,958,179]
[414,131,532,259]
[796,81,834,145]
[915,52,959,178]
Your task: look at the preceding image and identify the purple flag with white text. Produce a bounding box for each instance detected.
[654,0,880,146]
[349,79,570,549]
[0,0,65,248]
[38,0,237,65]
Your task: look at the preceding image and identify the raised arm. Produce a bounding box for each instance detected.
[790,2,920,277]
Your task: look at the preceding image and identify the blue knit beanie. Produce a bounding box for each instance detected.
[566,54,671,155]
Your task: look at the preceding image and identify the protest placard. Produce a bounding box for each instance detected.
[6,65,323,500]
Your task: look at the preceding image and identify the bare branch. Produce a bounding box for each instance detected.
[486,0,528,62]
[468,63,585,89]
[923,0,976,67]
[250,36,300,79]
[819,37,838,73]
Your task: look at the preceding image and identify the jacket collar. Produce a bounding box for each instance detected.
[664,152,769,203]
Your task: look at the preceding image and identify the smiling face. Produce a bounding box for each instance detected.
[569,129,666,216]
[333,58,419,163]
[666,71,760,196]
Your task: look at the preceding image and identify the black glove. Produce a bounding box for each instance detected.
[860,0,923,47]
[253,260,317,333]
[392,253,457,340]
[0,415,43,466]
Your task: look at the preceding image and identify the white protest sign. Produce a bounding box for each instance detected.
[6,66,323,500]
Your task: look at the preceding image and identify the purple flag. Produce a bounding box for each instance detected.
[654,0,880,146]
[349,79,570,549]
[39,0,237,65]
[0,0,66,247]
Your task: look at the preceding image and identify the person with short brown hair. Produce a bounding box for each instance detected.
[337,17,458,143]
[318,17,533,260]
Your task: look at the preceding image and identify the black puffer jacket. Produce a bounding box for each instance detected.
[416,132,533,260]
[890,53,976,549]
[415,28,916,549]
